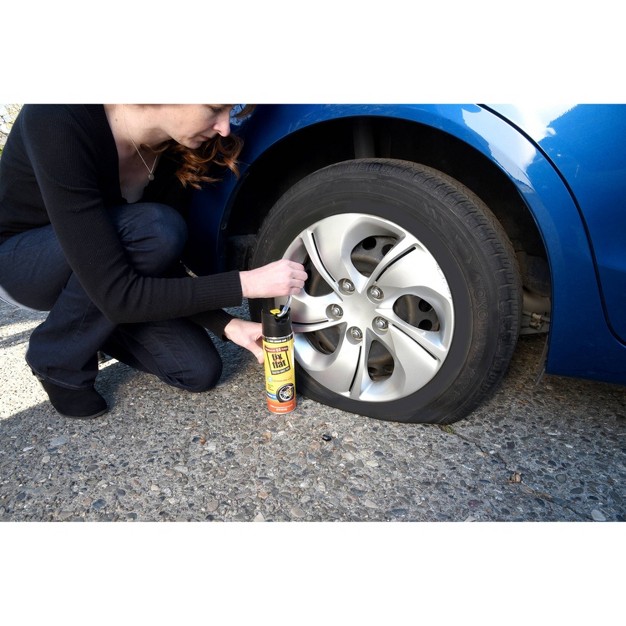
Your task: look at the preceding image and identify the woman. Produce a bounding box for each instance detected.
[0,104,307,419]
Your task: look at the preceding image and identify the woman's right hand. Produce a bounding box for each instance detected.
[239,259,307,299]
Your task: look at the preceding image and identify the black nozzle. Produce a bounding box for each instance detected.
[262,308,292,338]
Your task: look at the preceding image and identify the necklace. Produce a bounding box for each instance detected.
[122,105,158,182]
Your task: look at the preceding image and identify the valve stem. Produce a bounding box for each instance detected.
[276,295,292,318]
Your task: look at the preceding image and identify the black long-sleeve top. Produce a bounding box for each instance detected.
[0,104,240,335]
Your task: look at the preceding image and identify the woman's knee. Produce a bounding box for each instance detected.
[110,319,224,393]
[181,358,223,393]
[167,346,222,392]
[161,326,223,392]
[112,203,188,275]
[0,225,71,310]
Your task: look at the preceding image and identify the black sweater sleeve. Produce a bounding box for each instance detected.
[17,105,243,324]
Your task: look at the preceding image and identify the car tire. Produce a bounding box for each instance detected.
[250,159,522,423]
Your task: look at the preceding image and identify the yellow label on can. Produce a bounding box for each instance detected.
[263,335,296,414]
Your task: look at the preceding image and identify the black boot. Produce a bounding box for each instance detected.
[33,372,108,419]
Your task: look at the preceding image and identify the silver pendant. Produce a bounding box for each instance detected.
[148,173,155,181]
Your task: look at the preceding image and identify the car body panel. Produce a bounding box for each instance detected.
[486,104,626,343]
[190,104,626,386]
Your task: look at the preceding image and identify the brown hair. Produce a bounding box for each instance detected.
[160,105,255,189]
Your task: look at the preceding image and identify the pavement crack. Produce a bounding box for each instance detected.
[437,425,588,520]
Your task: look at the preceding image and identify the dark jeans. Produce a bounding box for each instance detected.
[0,203,222,391]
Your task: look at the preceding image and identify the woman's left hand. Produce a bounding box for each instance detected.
[223,318,264,364]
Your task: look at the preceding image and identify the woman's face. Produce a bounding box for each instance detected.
[162,105,233,148]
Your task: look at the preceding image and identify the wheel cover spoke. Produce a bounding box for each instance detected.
[295,331,363,393]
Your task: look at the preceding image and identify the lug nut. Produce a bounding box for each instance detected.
[374,317,388,331]
[328,304,343,319]
[369,286,384,300]
[340,279,355,293]
[349,327,363,341]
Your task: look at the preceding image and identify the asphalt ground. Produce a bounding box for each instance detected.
[2,298,624,524]
[1,298,624,622]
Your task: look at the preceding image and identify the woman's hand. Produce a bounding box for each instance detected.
[223,318,264,364]
[240,259,307,299]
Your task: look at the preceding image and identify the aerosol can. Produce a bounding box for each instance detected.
[262,297,296,414]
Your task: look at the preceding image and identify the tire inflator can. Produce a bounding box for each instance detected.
[262,306,296,414]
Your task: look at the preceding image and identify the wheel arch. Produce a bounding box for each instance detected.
[224,105,551,296]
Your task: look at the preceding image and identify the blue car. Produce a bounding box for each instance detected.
[187,104,626,424]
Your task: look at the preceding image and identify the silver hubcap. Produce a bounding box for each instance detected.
[280,213,454,402]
